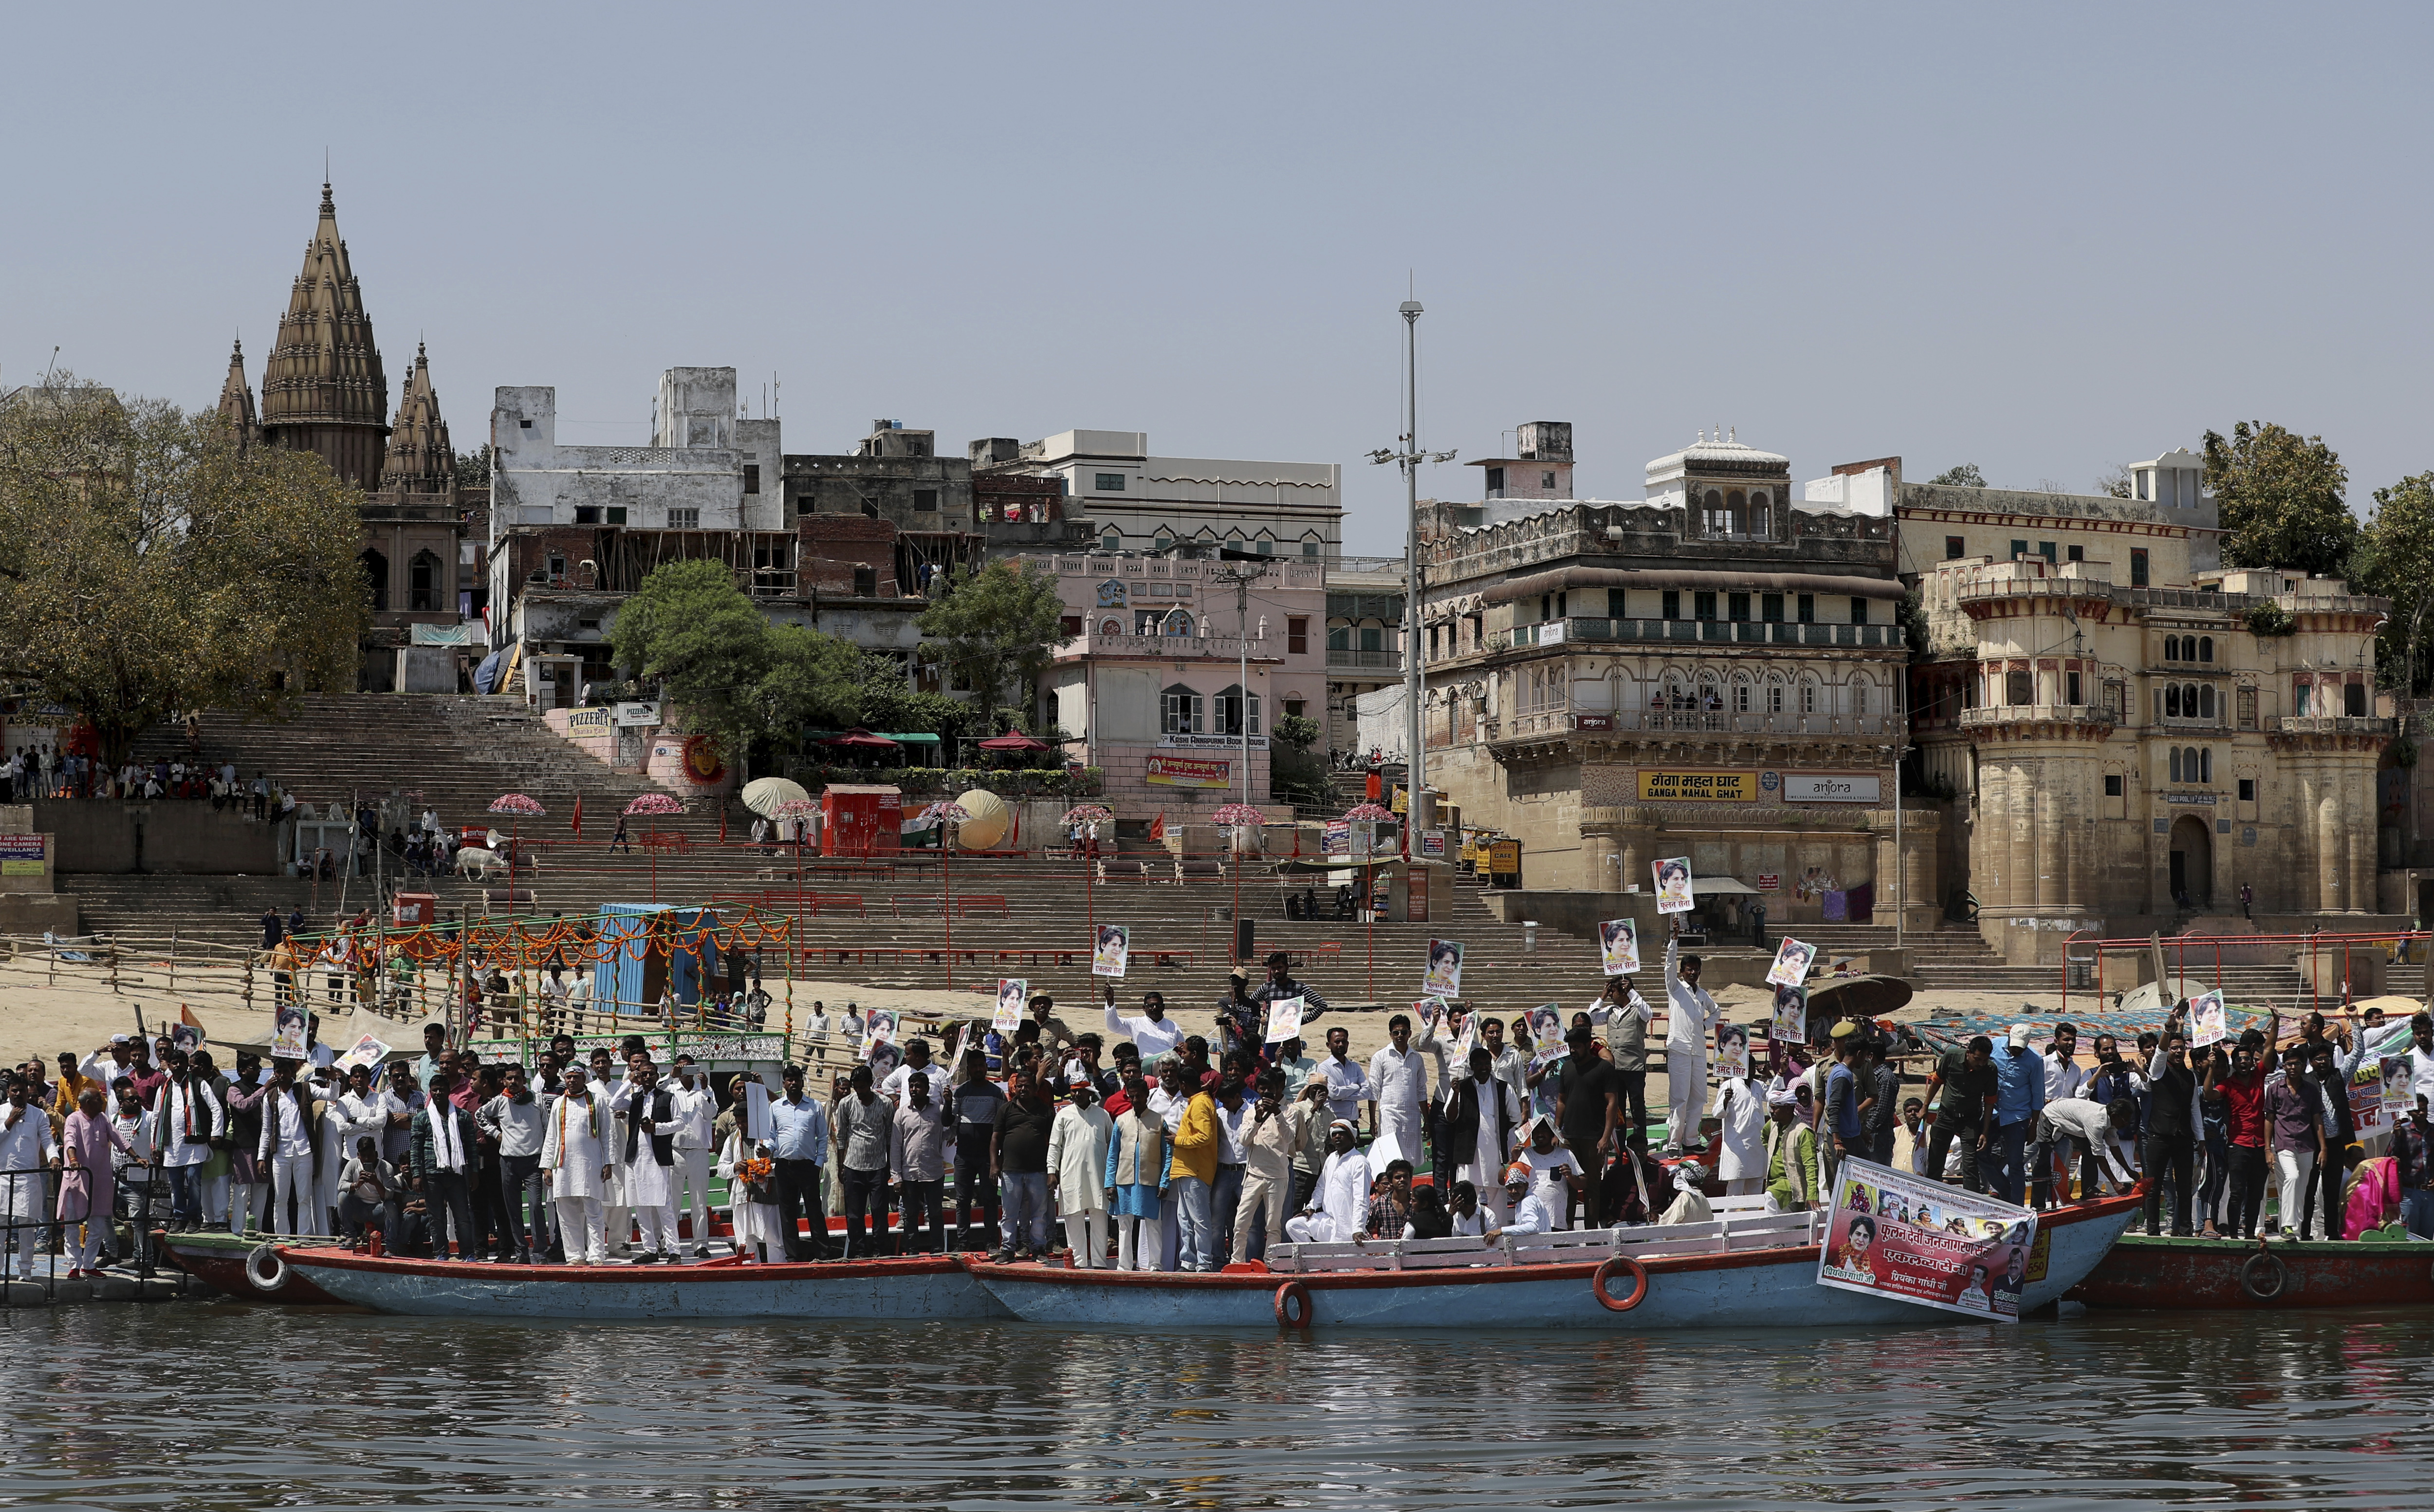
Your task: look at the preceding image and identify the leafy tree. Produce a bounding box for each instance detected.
[2096,464,2134,499]
[2203,421,2359,577]
[1273,711,1323,753]
[0,375,366,769]
[611,560,858,764]
[849,650,978,744]
[2358,472,2434,695]
[1927,464,1986,488]
[915,560,1072,711]
[455,444,493,486]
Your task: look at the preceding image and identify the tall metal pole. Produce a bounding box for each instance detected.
[1239,571,1252,807]
[1400,301,1425,818]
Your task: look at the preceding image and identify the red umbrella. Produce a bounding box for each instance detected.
[1341,803,1393,821]
[488,794,546,893]
[829,729,900,748]
[624,793,684,901]
[977,733,1048,751]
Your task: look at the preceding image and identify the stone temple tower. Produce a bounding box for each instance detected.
[259,182,389,488]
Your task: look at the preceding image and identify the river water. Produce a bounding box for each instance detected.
[6,1301,2434,1510]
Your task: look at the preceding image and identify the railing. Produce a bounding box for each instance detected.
[1315,555,1405,575]
[1510,618,1904,651]
[1327,648,1402,672]
[1084,633,1284,660]
[1496,709,1904,740]
[1958,704,2121,730]
[2273,715,2394,736]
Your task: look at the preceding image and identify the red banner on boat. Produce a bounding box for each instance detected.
[1815,1157,2037,1323]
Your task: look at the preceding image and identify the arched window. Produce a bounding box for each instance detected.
[360,548,389,613]
[1154,532,1174,552]
[2165,685,2181,717]
[2199,637,2213,663]
[2170,748,2183,782]
[1749,490,1771,537]
[2347,682,2368,717]
[1726,489,1747,534]
[2200,748,2212,783]
[2183,684,2198,716]
[1733,676,1751,713]
[2165,636,2179,661]
[2008,670,2033,705]
[1161,684,1202,734]
[2199,686,2214,720]
[1852,680,1868,715]
[1100,530,1122,553]
[1768,676,1784,714]
[408,549,443,613]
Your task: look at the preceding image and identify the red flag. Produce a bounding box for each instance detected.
[571,792,583,837]
[719,803,729,844]
[1148,810,1166,841]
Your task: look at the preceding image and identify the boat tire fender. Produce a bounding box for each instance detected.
[1594,1256,1650,1312]
[245,1243,290,1293]
[1273,1280,1312,1329]
[2238,1248,2287,1302]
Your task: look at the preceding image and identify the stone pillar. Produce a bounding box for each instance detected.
[2349,762,2377,914]
[2034,756,2063,910]
[2317,762,2344,913]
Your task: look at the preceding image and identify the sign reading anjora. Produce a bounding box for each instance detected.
[1638,770,1757,802]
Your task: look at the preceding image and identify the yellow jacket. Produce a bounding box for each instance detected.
[1168,1091,1219,1185]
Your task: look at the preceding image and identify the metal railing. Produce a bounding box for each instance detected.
[1508,617,1905,651]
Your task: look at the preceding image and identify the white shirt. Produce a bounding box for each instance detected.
[1366,1043,1431,1114]
[1319,1055,1370,1125]
[1105,1006,1184,1060]
[0,1105,54,1172]
[1662,939,1717,1056]
[1523,1146,1583,1227]
[1503,1190,1557,1236]
[1214,1097,1253,1165]
[881,1060,944,1107]
[2046,1054,2088,1102]
[1310,1147,1372,1236]
[804,1011,831,1045]
[665,1082,714,1150]
[2407,1044,2434,1110]
[1451,1205,1499,1237]
[265,1088,316,1157]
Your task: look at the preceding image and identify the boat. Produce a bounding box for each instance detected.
[154,1229,349,1306]
[965,1193,2143,1330]
[274,1248,1014,1321]
[2069,1232,2434,1309]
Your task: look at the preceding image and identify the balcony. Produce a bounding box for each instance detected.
[2272,715,2394,737]
[1508,617,1904,651]
[1958,704,2121,734]
[1080,632,1282,662]
[1491,708,1905,743]
[1327,647,1402,672]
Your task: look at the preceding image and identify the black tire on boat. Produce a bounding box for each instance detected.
[245,1243,290,1293]
[1593,1256,1650,1312]
[2238,1248,2287,1302]
[1273,1279,1312,1329]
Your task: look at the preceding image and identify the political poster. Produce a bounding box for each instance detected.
[1091,926,1129,979]
[270,1004,310,1061]
[1527,1003,1563,1055]
[1770,983,1809,1045]
[335,1033,390,1072]
[2189,989,2228,1050]
[862,1007,899,1059]
[169,1020,204,1056]
[994,979,1028,1032]
[1422,939,1464,999]
[1817,1156,2037,1323]
[2350,1057,2390,1133]
[1715,1022,1750,1081]
[1324,820,1351,855]
[1599,918,1641,977]
[1652,856,1695,914]
[1766,936,1818,990]
[1264,996,1305,1044]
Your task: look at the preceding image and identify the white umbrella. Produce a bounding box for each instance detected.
[740,776,811,818]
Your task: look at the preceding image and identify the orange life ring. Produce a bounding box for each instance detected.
[1593,1255,1650,1312]
[1273,1279,1312,1328]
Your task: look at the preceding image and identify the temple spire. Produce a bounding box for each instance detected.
[376,341,455,497]
[258,180,388,488]
[215,336,258,449]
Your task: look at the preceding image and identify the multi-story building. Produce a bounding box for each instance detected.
[1898,459,2392,960]
[1036,553,1328,811]
[1418,430,1923,921]
[1324,554,1406,760]
[974,430,1342,558]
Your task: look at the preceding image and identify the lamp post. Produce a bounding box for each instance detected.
[1367,299,1455,843]
[1209,565,1261,808]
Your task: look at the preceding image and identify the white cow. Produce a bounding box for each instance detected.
[456,846,509,882]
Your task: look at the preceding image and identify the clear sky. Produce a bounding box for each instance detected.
[7,2,2430,557]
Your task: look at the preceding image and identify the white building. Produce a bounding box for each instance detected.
[490,368,782,539]
[974,429,1342,558]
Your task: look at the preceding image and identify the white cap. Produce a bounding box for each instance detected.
[2008,1023,2032,1048]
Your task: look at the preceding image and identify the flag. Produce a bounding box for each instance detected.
[719,803,728,844]
[1148,810,1166,841]
[571,792,584,837]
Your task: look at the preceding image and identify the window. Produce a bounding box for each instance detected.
[2104,774,2123,798]
[1328,625,1349,651]
[743,464,760,494]
[852,565,877,597]
[2165,685,2181,718]
[2200,749,2212,783]
[360,548,388,613]
[1094,473,1126,492]
[1662,590,1681,620]
[1797,594,1815,624]
[1101,531,1122,553]
[1302,540,1319,557]
[1733,682,1750,713]
[2007,670,2032,705]
[2068,544,2084,563]
[913,489,938,512]
[1284,698,1304,719]
[2170,748,2182,783]
[1359,626,1383,652]
[2239,778,2257,802]
[1761,593,1784,622]
[1485,467,1506,495]
[667,508,701,530]
[1215,686,1260,736]
[1255,537,1275,556]
[1606,589,1629,618]
[2237,688,2257,729]
[2295,682,2311,716]
[547,554,565,579]
[519,419,533,430]
[2199,637,2213,663]
[606,506,627,525]
[2010,540,2029,561]
[1850,598,1869,625]
[2348,683,2369,717]
[2164,637,2178,662]
[1288,617,1309,655]
[574,505,602,525]
[1542,471,1557,490]
[1728,592,1751,621]
[1768,683,1783,713]
[1945,536,1965,560]
[2038,542,2057,564]
[1060,615,1082,638]
[1694,592,1717,621]
[1800,683,1817,714]
[2066,671,2081,704]
[1162,686,1202,733]
[2184,684,2199,717]
[2130,548,2149,587]
[2199,686,2214,720]
[408,550,441,613]
[1853,681,1868,714]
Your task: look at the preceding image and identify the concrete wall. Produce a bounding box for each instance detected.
[33,801,280,875]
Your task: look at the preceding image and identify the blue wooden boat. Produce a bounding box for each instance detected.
[275,1249,1011,1321]
[964,1193,2142,1331]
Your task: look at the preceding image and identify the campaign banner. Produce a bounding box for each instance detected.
[1323,820,1350,854]
[2190,989,2228,1049]
[2350,1057,2391,1132]
[1264,996,1305,1044]
[336,1033,390,1071]
[1423,939,1464,999]
[1091,926,1129,979]
[1527,1003,1563,1054]
[1715,1022,1751,1081]
[1599,918,1641,976]
[1652,857,1695,914]
[270,1005,310,1061]
[1144,755,1231,789]
[1817,1157,2038,1322]
[1767,936,1817,989]
[994,980,1028,1032]
[861,1007,899,1057]
[1770,984,1808,1044]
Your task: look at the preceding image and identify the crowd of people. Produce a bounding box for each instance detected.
[1,745,281,811]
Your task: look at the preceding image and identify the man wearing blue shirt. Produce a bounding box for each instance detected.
[1986,1023,2047,1205]
[769,1065,832,1261]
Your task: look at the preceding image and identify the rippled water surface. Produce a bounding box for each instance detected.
[8,1301,2434,1509]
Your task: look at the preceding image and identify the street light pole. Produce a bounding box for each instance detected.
[1210,565,1260,809]
[1368,299,1455,842]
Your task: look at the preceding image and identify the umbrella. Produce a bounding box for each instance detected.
[1803,974,1915,1020]
[740,776,811,818]
[976,733,1048,751]
[1341,803,1393,821]
[1211,804,1266,826]
[1061,804,1113,824]
[488,794,545,816]
[828,729,901,749]
[623,793,683,817]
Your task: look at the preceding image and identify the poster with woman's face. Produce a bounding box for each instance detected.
[1092,926,1129,979]
[1715,1023,1750,1080]
[1528,1004,1563,1058]
[1422,939,1464,999]
[1770,984,1808,1044]
[1653,857,1695,914]
[271,1004,310,1061]
[2190,989,2228,1049]
[863,1007,899,1056]
[994,979,1028,1032]
[1599,919,1641,977]
[1766,936,1816,989]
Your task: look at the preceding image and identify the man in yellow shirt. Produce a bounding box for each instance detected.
[1165,1062,1221,1272]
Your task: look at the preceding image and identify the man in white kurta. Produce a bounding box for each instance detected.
[155,1060,223,1232]
[611,1063,681,1260]
[1447,1048,1525,1223]
[665,1059,716,1257]
[1711,1074,1770,1196]
[1661,932,1718,1156]
[540,1068,612,1263]
[257,1073,325,1237]
[586,1057,631,1256]
[1046,1085,1114,1267]
[1365,1013,1435,1172]
[1285,1123,1373,1243]
[0,1080,58,1279]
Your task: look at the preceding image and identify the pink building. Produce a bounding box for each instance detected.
[1034,553,1328,812]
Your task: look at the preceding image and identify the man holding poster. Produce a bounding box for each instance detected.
[1661,923,1718,1156]
[1816,1155,2038,1321]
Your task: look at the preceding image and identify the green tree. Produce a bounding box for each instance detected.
[2203,421,2359,576]
[915,561,1071,711]
[2358,472,2434,695]
[611,560,858,763]
[1927,464,1986,488]
[0,375,366,769]
[455,444,493,486]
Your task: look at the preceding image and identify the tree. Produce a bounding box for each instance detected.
[848,650,978,747]
[0,375,366,769]
[2096,464,2134,499]
[2358,472,2434,696]
[2203,421,2359,577]
[915,561,1072,711]
[455,444,493,486]
[1927,464,1986,488]
[611,560,859,764]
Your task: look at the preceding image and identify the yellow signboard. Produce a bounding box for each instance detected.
[1638,770,1757,802]
[1487,839,1521,874]
[0,860,42,876]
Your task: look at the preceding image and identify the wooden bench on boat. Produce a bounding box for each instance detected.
[1265,1207,1823,1274]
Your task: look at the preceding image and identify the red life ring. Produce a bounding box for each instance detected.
[1593,1255,1650,1312]
[1273,1279,1313,1329]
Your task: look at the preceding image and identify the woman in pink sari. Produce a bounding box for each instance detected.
[59,1089,140,1278]
[2343,1145,2402,1240]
